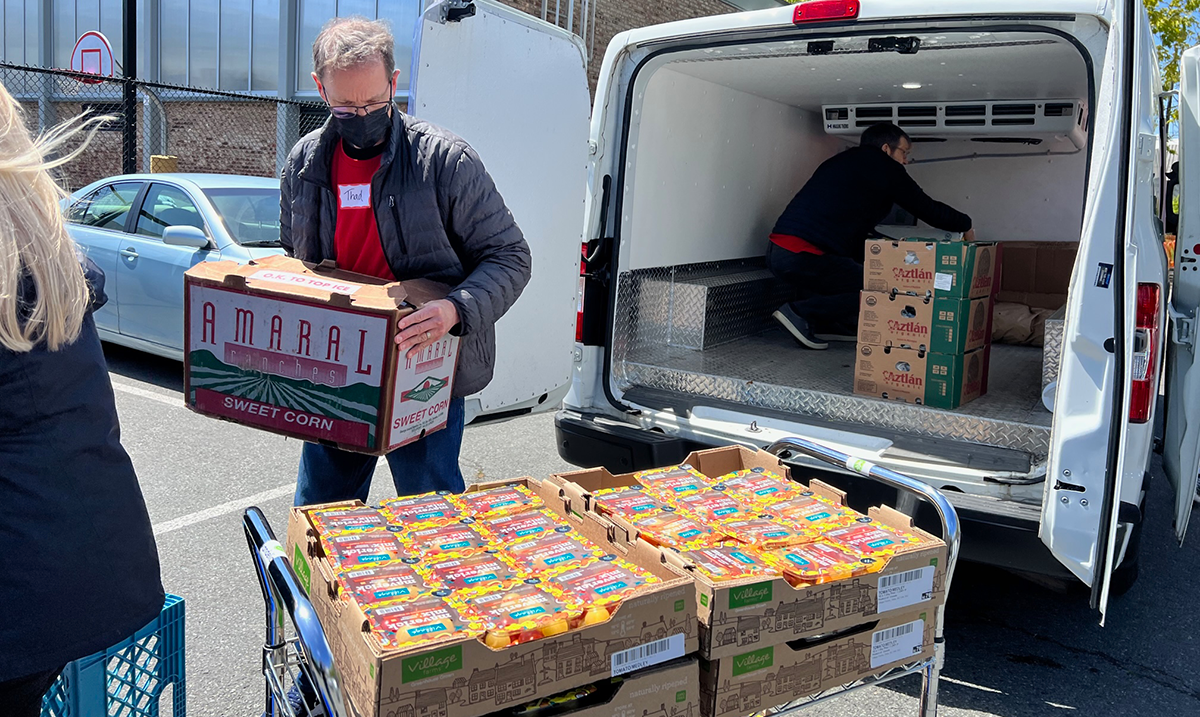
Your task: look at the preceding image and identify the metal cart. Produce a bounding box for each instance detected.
[242,435,960,717]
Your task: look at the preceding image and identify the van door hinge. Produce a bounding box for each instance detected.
[1169,306,1194,346]
[442,0,476,22]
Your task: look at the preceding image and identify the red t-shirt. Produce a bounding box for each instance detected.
[331,142,393,280]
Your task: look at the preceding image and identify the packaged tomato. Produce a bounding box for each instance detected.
[402,520,494,557]
[674,489,751,523]
[634,465,710,498]
[307,505,389,535]
[676,545,778,582]
[322,531,406,569]
[543,557,659,626]
[381,492,459,527]
[823,522,917,558]
[716,468,802,507]
[630,509,722,549]
[337,559,426,606]
[717,516,814,550]
[423,550,522,590]
[590,486,661,518]
[481,509,564,542]
[505,529,608,573]
[760,541,876,586]
[364,593,482,650]
[453,484,544,519]
[454,582,573,648]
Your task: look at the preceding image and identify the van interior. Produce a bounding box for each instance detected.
[610,29,1090,479]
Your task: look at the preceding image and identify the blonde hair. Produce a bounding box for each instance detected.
[312,16,395,81]
[0,82,109,353]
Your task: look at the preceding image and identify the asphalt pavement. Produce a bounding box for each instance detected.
[101,344,1200,717]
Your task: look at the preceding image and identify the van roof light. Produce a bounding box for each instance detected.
[793,0,860,24]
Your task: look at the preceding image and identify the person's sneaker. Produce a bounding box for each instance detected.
[773,305,828,350]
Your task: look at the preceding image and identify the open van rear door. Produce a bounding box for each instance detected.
[1163,45,1200,544]
[409,0,591,422]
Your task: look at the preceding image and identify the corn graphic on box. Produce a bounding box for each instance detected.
[184,255,459,455]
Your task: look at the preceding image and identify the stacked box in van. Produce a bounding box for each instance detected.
[854,238,999,409]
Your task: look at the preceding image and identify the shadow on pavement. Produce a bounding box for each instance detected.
[103,342,185,393]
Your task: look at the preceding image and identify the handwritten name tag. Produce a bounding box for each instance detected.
[339,184,371,209]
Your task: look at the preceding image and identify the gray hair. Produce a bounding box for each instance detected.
[312,16,396,81]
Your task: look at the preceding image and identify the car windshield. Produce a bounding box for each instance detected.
[204,187,282,246]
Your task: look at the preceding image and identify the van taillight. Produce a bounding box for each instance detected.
[576,242,587,343]
[1129,283,1161,424]
[793,0,860,23]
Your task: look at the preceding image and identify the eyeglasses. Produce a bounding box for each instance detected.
[326,82,394,119]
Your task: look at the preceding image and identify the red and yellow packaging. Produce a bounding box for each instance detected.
[452,484,544,519]
[363,593,482,650]
[717,516,814,550]
[505,529,609,573]
[381,492,459,527]
[768,496,854,532]
[823,522,918,558]
[480,509,564,543]
[629,509,722,549]
[673,489,752,523]
[453,582,573,648]
[760,541,877,587]
[676,545,779,582]
[422,550,522,591]
[307,505,390,535]
[716,469,803,507]
[590,486,661,518]
[322,530,406,569]
[543,557,659,627]
[634,464,710,498]
[401,521,494,557]
[337,559,426,606]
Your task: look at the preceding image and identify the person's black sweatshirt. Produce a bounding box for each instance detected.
[772,146,972,261]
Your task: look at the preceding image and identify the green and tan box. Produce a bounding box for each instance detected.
[698,610,936,717]
[286,477,699,717]
[542,446,950,661]
[858,291,992,353]
[853,343,990,410]
[864,238,998,299]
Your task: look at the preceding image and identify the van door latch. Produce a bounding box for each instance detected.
[443,0,476,22]
[1169,306,1194,346]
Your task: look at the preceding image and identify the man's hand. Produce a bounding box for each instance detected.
[395,299,459,358]
[963,228,977,242]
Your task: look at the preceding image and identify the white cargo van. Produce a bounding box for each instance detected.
[410,0,1199,620]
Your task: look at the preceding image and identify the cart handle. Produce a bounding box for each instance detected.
[765,437,961,609]
[244,506,348,717]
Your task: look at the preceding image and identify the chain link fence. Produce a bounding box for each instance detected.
[0,62,329,193]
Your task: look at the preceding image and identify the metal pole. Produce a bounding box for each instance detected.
[122,0,137,174]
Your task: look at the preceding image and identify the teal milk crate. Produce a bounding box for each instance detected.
[41,593,186,717]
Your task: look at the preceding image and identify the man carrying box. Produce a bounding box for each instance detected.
[279,17,531,505]
[766,122,974,350]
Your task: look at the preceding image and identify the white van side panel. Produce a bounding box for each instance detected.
[908,140,1088,243]
[627,69,843,269]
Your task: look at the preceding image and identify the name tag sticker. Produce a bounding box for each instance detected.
[339,184,371,209]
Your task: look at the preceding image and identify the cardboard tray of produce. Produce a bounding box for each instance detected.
[544,446,948,660]
[286,478,699,717]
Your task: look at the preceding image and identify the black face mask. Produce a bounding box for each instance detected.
[333,105,392,149]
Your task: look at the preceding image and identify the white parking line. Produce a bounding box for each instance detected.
[152,483,295,536]
[939,676,1004,694]
[111,380,181,408]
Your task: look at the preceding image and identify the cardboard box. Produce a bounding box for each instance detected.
[858,291,991,353]
[286,478,699,717]
[864,238,998,300]
[505,657,700,717]
[543,446,950,661]
[996,241,1077,310]
[853,344,989,410]
[698,609,935,717]
[184,255,459,455]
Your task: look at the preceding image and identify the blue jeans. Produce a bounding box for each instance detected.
[293,397,466,506]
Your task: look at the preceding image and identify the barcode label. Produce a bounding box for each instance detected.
[877,565,935,613]
[610,633,686,676]
[871,619,925,668]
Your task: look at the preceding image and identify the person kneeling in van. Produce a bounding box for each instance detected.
[766,122,974,350]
